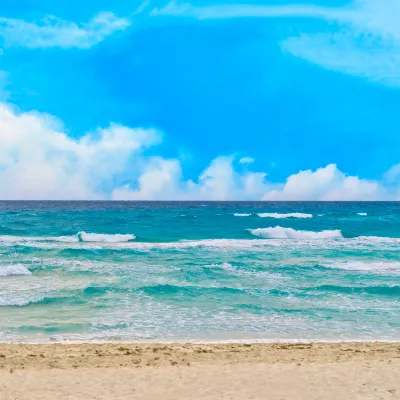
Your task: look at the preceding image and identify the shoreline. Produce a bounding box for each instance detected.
[1,342,399,399]
[1,342,398,369]
[1,337,400,344]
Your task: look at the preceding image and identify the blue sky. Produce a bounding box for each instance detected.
[1,0,400,200]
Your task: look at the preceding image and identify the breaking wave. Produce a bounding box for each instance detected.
[322,261,400,272]
[77,232,136,243]
[257,213,313,219]
[2,233,400,252]
[0,232,136,244]
[0,265,32,277]
[249,226,343,239]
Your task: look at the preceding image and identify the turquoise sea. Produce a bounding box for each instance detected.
[0,201,399,343]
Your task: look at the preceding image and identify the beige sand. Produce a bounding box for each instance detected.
[0,343,399,399]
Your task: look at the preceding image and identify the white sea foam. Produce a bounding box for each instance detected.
[52,236,80,242]
[249,226,343,240]
[206,262,283,280]
[0,265,32,277]
[0,234,79,243]
[0,298,32,307]
[3,233,400,252]
[0,233,135,244]
[0,238,281,251]
[233,213,251,217]
[324,261,400,272]
[357,213,368,216]
[207,262,236,272]
[356,236,400,244]
[257,213,313,219]
[77,232,136,243]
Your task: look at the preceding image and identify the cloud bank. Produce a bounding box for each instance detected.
[0,12,130,49]
[263,164,387,201]
[0,103,270,200]
[0,102,398,201]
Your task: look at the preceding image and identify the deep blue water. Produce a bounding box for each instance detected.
[0,201,399,342]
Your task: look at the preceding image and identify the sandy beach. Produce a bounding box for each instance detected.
[0,342,399,399]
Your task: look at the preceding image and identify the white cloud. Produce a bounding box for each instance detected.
[262,164,387,201]
[197,156,268,200]
[0,102,398,201]
[0,102,269,200]
[281,0,400,87]
[153,0,400,86]
[0,70,9,100]
[239,157,255,165]
[384,163,400,183]
[283,32,400,87]
[150,2,346,20]
[112,156,269,200]
[112,158,188,200]
[0,12,130,49]
[0,103,160,199]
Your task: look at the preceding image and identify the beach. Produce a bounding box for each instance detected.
[0,342,399,399]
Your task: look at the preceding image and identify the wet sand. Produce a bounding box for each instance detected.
[0,342,399,399]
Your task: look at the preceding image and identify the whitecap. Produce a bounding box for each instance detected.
[356,236,400,244]
[0,298,32,307]
[257,213,313,219]
[0,265,32,277]
[357,213,368,216]
[323,261,400,272]
[206,262,236,272]
[233,213,251,217]
[51,236,80,242]
[249,226,343,240]
[0,235,78,243]
[4,232,400,252]
[77,232,136,243]
[0,233,135,244]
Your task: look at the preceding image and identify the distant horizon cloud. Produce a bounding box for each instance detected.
[0,101,398,201]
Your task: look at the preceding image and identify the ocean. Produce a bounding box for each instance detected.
[0,201,399,343]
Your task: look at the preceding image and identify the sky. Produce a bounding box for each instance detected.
[0,0,400,200]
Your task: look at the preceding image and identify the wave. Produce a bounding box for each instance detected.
[204,263,282,279]
[77,232,136,243]
[257,213,313,219]
[140,283,253,297]
[0,295,80,307]
[3,233,400,252]
[0,232,136,244]
[322,261,400,272]
[205,262,236,272]
[233,213,251,217]
[356,236,400,244]
[249,226,343,240]
[305,285,400,297]
[0,265,31,277]
[357,213,368,216]
[0,299,32,307]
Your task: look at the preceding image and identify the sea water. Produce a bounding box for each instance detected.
[0,201,399,343]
